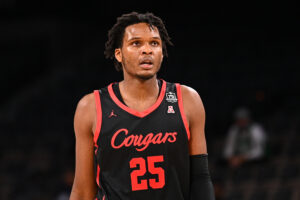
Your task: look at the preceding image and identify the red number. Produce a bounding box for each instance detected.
[129,157,148,191]
[129,155,165,191]
[148,155,165,189]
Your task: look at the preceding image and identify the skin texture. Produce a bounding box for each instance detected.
[70,22,207,200]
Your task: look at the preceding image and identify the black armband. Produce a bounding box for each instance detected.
[190,154,215,200]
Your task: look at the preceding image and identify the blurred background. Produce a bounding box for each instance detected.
[0,1,299,200]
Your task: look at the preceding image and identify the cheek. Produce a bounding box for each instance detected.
[156,50,163,63]
[123,48,139,62]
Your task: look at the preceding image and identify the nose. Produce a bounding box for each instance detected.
[142,43,153,55]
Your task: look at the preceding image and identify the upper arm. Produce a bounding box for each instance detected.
[70,93,97,200]
[181,85,207,155]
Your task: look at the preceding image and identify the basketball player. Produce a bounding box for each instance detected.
[70,12,215,200]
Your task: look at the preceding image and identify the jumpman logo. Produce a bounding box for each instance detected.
[109,110,117,118]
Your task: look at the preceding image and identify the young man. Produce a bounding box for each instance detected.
[70,12,215,200]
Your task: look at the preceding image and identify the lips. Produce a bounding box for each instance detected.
[139,57,154,69]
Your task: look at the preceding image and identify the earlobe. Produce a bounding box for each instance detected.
[115,48,122,63]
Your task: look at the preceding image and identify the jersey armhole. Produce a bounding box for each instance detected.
[176,84,190,140]
[93,90,102,145]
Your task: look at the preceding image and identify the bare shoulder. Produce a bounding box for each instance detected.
[180,85,201,101]
[76,92,95,111]
[180,85,205,117]
[74,92,97,137]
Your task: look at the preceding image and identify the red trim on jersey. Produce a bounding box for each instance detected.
[96,164,100,187]
[108,80,167,118]
[176,84,190,140]
[94,90,102,145]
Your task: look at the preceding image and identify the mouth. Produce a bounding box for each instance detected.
[139,58,154,69]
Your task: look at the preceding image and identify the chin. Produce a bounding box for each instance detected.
[136,71,157,80]
[137,66,161,80]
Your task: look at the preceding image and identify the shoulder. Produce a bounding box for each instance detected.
[179,84,204,110]
[178,84,205,122]
[74,92,97,132]
[76,92,96,112]
[179,85,202,101]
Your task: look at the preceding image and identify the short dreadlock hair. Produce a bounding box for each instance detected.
[104,12,173,71]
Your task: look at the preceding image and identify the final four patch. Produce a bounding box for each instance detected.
[166,92,177,103]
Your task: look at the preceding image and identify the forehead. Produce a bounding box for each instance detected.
[123,23,161,40]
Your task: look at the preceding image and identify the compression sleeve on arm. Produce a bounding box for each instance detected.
[190,154,215,200]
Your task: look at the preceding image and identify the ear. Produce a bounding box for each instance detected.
[115,48,122,63]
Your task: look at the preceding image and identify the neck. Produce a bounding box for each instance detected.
[119,76,159,101]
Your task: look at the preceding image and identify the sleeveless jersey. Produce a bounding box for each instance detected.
[93,79,190,200]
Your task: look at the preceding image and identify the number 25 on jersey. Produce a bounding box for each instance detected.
[129,155,165,191]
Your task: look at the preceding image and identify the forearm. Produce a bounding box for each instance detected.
[190,154,215,200]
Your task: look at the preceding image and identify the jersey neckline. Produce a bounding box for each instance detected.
[108,80,166,118]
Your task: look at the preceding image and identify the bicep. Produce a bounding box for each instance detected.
[70,94,97,199]
[181,86,207,155]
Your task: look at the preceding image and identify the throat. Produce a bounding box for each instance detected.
[114,79,162,112]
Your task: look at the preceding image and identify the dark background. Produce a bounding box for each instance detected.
[0,1,299,200]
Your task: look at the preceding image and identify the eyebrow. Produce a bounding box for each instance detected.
[127,36,161,41]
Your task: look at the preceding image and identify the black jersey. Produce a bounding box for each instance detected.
[93,79,190,200]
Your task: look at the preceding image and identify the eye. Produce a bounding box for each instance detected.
[151,41,159,46]
[132,41,140,46]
